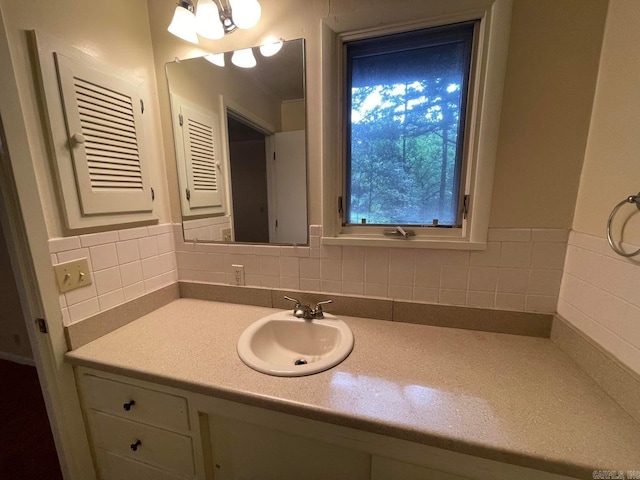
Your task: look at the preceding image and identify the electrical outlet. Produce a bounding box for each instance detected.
[221,228,232,242]
[232,264,245,286]
[53,258,92,293]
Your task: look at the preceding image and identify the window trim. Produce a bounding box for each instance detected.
[321,0,513,250]
[343,22,476,229]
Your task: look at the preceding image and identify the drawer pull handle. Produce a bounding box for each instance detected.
[123,400,136,411]
[130,439,142,451]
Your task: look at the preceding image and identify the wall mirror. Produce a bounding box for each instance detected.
[166,38,308,245]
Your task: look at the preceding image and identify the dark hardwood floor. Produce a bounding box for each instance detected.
[0,359,63,480]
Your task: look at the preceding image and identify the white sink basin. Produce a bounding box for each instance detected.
[237,310,354,377]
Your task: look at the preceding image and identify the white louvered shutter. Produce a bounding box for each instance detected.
[180,104,223,209]
[54,52,153,215]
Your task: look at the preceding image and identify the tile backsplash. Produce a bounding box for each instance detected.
[558,231,640,375]
[49,224,177,325]
[176,225,568,315]
[49,224,568,325]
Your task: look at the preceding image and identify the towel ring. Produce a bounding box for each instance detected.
[606,192,640,257]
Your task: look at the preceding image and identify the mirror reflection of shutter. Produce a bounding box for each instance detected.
[54,52,153,215]
[180,104,223,209]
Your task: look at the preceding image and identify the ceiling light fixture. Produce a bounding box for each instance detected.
[259,38,283,57]
[204,53,226,67]
[231,48,257,68]
[167,0,262,44]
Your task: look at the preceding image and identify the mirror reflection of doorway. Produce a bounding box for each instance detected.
[227,115,270,243]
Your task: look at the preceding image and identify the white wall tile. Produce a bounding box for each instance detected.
[497,268,529,294]
[65,281,97,307]
[499,242,533,268]
[300,258,320,279]
[68,297,100,323]
[439,289,466,306]
[389,249,415,286]
[148,224,173,235]
[57,247,90,264]
[528,269,563,296]
[116,239,140,264]
[488,228,531,242]
[80,231,119,247]
[123,282,145,301]
[365,283,387,297]
[365,248,389,284]
[468,266,498,292]
[48,236,81,253]
[98,289,125,311]
[300,278,321,292]
[342,259,364,283]
[321,258,342,281]
[280,277,300,290]
[440,265,469,289]
[157,233,175,254]
[531,242,567,269]
[469,242,501,267]
[94,266,122,295]
[120,261,143,287]
[260,256,280,276]
[389,284,412,300]
[138,236,159,259]
[279,257,299,278]
[413,287,438,303]
[495,293,525,311]
[559,231,640,375]
[118,226,149,241]
[342,282,364,295]
[321,280,342,294]
[90,243,118,271]
[525,295,557,313]
[532,228,569,243]
[261,276,281,288]
[466,291,495,308]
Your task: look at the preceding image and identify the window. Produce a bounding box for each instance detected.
[344,23,475,228]
[321,0,512,249]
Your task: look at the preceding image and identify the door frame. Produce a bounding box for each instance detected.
[0,5,96,479]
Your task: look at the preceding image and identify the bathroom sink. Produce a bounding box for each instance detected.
[237,310,354,377]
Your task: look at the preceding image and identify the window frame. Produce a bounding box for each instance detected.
[321,0,513,250]
[343,22,477,230]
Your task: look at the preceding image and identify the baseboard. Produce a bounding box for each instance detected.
[0,350,35,366]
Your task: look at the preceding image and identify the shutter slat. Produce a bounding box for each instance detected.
[71,75,144,191]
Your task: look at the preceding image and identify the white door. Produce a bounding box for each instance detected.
[273,130,307,244]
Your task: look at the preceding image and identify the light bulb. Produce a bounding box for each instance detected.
[229,0,261,29]
[204,53,225,67]
[167,5,199,44]
[259,39,283,57]
[195,0,224,39]
[231,48,257,68]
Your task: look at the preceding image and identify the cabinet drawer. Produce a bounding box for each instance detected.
[82,374,189,432]
[97,450,187,480]
[90,411,195,477]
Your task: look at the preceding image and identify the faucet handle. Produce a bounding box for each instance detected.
[313,299,333,318]
[284,295,302,308]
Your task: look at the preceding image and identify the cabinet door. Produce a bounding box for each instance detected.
[372,456,472,480]
[207,414,370,480]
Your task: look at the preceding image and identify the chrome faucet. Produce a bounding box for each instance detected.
[284,296,333,319]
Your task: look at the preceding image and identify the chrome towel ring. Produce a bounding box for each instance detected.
[606,192,640,257]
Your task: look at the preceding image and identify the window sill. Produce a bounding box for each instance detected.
[321,234,487,250]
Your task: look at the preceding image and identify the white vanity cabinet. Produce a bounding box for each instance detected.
[75,367,576,480]
[76,369,202,480]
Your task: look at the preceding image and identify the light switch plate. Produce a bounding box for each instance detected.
[54,258,92,293]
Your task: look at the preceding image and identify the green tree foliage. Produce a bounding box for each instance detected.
[348,44,467,226]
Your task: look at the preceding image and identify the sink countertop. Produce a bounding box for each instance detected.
[65,298,640,478]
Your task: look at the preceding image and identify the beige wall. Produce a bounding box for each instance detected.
[0,219,32,360]
[150,0,608,233]
[573,0,640,244]
[282,99,305,132]
[0,0,172,238]
[490,0,608,229]
[0,0,609,239]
